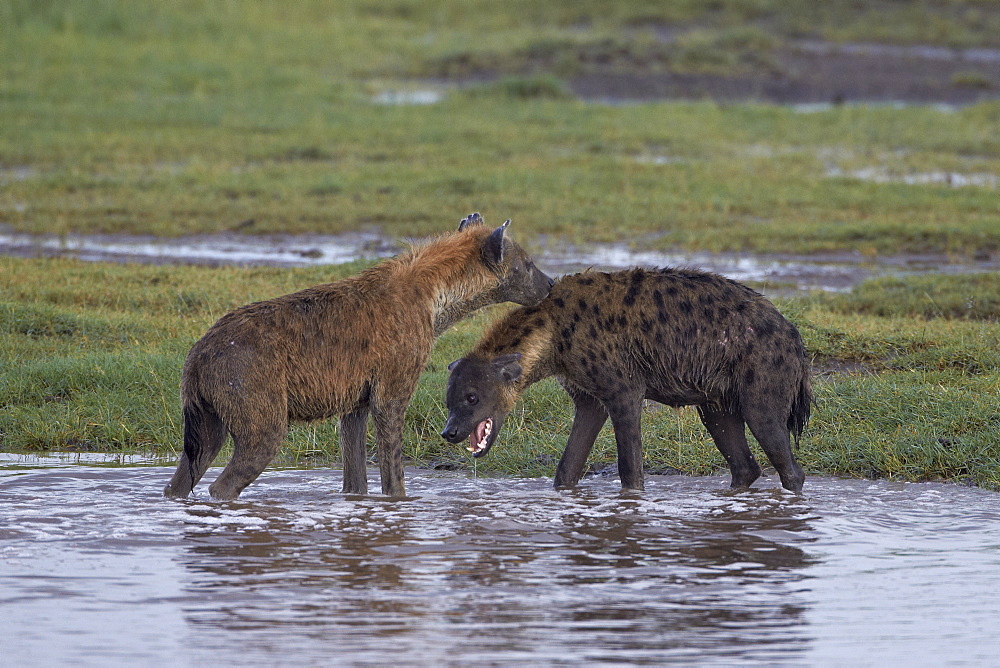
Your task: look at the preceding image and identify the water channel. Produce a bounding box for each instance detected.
[3,229,999,294]
[2,454,999,665]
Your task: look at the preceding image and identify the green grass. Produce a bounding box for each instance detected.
[1,2,999,487]
[2,257,999,489]
[2,1,999,254]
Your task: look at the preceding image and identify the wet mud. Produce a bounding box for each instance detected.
[432,35,1000,106]
[569,41,1000,106]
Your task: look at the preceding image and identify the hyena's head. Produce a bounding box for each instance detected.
[440,353,523,458]
[458,213,553,306]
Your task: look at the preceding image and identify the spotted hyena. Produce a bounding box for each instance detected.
[164,214,553,500]
[442,268,811,492]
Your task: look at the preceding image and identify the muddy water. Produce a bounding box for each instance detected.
[2,456,999,665]
[4,229,999,294]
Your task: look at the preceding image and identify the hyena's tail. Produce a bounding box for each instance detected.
[163,401,226,498]
[787,369,813,447]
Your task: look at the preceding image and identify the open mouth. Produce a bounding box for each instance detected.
[467,417,493,456]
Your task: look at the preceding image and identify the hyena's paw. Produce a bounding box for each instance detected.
[458,212,484,230]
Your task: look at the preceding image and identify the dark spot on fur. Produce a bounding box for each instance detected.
[617,315,627,328]
[657,309,668,325]
[744,368,756,386]
[679,300,693,314]
[578,298,588,311]
[592,304,601,317]
[666,286,678,297]
[641,317,653,330]
[773,354,786,369]
[587,349,597,362]
[756,319,776,339]
[702,306,714,319]
[572,311,581,324]
[578,277,595,286]
[561,327,572,341]
[508,336,522,348]
[624,285,640,307]
[589,325,598,339]
[652,289,664,309]
[553,297,565,308]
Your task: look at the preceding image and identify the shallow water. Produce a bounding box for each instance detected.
[2,456,999,665]
[4,229,999,295]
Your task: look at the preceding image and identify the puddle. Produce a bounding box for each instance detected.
[0,230,400,267]
[3,229,998,294]
[2,460,999,665]
[827,165,999,188]
[371,90,445,105]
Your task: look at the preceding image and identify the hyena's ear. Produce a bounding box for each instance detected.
[492,352,522,383]
[458,212,484,231]
[483,219,510,264]
[448,359,462,372]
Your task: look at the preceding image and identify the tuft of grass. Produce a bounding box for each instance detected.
[811,273,1000,322]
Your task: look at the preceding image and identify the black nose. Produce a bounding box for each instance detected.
[441,425,459,442]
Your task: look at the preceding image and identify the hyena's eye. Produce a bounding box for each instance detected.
[466,393,479,405]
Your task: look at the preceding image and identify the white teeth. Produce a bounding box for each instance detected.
[465,418,493,453]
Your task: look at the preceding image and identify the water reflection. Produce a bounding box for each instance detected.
[169,476,816,663]
[3,463,1000,665]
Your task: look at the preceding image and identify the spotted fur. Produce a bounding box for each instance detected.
[443,268,811,492]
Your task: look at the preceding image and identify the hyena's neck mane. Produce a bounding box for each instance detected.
[474,303,557,402]
[382,228,504,336]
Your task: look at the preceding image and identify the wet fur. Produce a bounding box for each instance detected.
[164,216,552,500]
[445,268,812,492]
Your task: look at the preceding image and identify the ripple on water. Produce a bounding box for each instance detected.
[1,462,1000,665]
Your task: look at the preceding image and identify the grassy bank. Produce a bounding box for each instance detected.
[3,1,1000,255]
[2,257,998,489]
[2,2,999,488]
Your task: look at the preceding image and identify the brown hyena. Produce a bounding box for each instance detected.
[164,213,553,500]
[442,268,811,492]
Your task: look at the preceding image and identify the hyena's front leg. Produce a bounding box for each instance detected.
[554,391,609,489]
[372,398,408,497]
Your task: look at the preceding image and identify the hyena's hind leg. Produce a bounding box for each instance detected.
[696,405,761,489]
[741,402,805,493]
[208,411,288,500]
[164,403,228,498]
[340,404,371,495]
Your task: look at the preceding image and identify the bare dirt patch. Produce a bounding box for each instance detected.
[434,36,1000,105]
